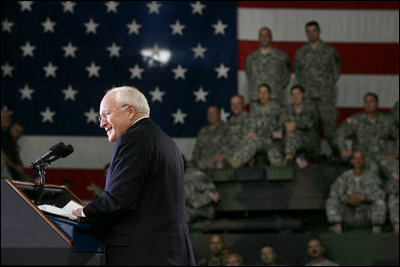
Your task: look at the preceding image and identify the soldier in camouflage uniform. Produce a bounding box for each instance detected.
[294,21,341,158]
[214,95,252,168]
[326,151,386,234]
[280,85,320,165]
[337,93,399,179]
[192,105,228,171]
[230,84,284,166]
[245,27,291,107]
[184,159,219,223]
[198,234,225,266]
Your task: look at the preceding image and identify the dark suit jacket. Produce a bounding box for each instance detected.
[84,118,195,266]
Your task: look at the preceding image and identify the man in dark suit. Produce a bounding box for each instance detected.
[73,86,195,266]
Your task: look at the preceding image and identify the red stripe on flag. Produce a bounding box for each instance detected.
[238,1,399,10]
[238,41,399,74]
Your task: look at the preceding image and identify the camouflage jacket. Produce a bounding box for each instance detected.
[294,41,341,98]
[280,102,318,133]
[328,169,385,204]
[185,165,216,209]
[337,112,398,155]
[245,47,291,101]
[393,101,399,127]
[192,122,228,160]
[248,101,282,137]
[220,111,251,153]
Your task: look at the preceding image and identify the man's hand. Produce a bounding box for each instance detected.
[285,122,296,133]
[347,194,365,206]
[213,154,224,164]
[341,149,353,158]
[72,208,83,217]
[86,182,101,193]
[246,132,256,140]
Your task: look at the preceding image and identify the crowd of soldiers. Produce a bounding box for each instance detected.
[185,20,399,235]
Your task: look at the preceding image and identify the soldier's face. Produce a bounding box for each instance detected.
[306,25,320,43]
[226,255,241,266]
[230,96,245,116]
[291,88,305,105]
[10,124,24,140]
[258,86,270,104]
[209,236,223,255]
[364,95,378,113]
[259,29,272,47]
[307,239,324,259]
[207,107,221,125]
[261,247,276,265]
[351,152,365,168]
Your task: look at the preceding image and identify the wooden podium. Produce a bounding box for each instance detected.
[1,179,105,265]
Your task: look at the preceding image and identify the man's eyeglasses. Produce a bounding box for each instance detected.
[98,104,130,122]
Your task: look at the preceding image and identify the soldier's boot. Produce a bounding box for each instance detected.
[284,154,293,166]
[394,223,399,234]
[329,224,342,234]
[372,225,382,234]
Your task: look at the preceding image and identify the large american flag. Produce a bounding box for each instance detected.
[1,1,398,200]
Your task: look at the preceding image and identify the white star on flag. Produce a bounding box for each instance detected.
[19,84,34,100]
[1,62,14,77]
[107,42,121,58]
[105,1,119,13]
[191,1,206,15]
[149,86,165,102]
[61,1,75,13]
[19,1,33,12]
[191,43,207,59]
[212,19,227,35]
[129,64,144,79]
[86,62,101,78]
[151,43,161,57]
[172,109,187,124]
[126,19,142,35]
[172,64,187,80]
[41,18,56,33]
[62,85,78,101]
[84,108,98,123]
[2,18,14,33]
[62,42,78,58]
[193,87,208,102]
[43,62,58,78]
[221,108,230,122]
[84,18,99,34]
[147,1,162,14]
[40,107,56,123]
[20,41,36,57]
[214,63,229,79]
[170,20,186,36]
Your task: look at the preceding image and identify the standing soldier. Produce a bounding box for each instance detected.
[245,27,291,107]
[280,85,320,165]
[326,151,386,234]
[192,105,228,171]
[337,93,399,179]
[213,95,251,168]
[294,21,341,159]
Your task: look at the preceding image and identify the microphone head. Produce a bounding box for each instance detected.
[50,142,66,157]
[60,144,74,158]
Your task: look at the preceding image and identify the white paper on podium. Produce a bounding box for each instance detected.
[38,200,85,220]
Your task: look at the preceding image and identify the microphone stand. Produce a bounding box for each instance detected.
[32,161,49,205]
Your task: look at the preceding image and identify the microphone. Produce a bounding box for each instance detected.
[47,144,74,163]
[31,142,72,166]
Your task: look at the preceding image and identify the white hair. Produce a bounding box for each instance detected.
[107,86,150,115]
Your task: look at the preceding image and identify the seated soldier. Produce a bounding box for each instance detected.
[192,105,228,171]
[198,234,225,266]
[215,86,284,168]
[385,172,399,234]
[305,237,339,266]
[280,85,320,165]
[183,156,219,223]
[260,245,279,266]
[337,93,398,179]
[326,151,386,234]
[213,95,251,168]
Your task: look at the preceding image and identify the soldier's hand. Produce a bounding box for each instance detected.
[385,153,399,160]
[246,132,256,139]
[347,194,365,205]
[285,122,296,133]
[214,154,224,164]
[341,149,352,158]
[195,157,205,165]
